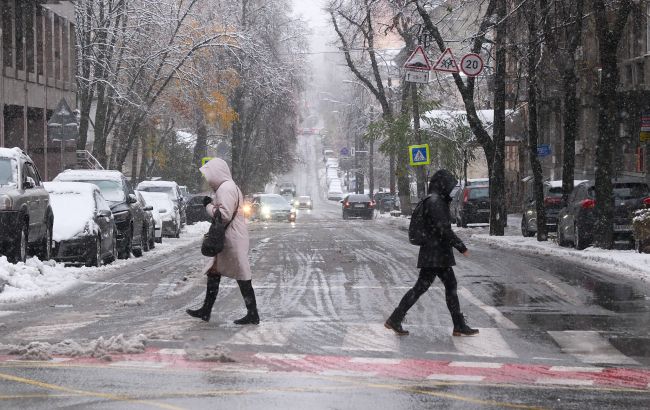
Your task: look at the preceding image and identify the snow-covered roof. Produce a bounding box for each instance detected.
[138,191,174,211]
[44,182,98,242]
[137,180,178,189]
[54,169,124,182]
[0,147,27,160]
[547,180,589,188]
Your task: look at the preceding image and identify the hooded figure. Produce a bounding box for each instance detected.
[186,158,259,325]
[384,169,478,337]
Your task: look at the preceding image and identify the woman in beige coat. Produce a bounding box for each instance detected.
[186,158,259,325]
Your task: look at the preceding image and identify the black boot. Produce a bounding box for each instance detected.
[234,280,259,325]
[452,313,479,336]
[186,275,221,322]
[384,315,409,336]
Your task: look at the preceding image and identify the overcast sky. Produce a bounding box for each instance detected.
[291,0,332,54]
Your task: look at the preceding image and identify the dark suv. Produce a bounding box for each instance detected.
[454,185,490,227]
[0,148,53,263]
[557,179,650,249]
[54,170,145,259]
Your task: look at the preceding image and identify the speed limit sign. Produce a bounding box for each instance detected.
[460,53,484,77]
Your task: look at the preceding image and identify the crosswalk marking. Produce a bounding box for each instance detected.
[451,327,518,358]
[255,353,306,361]
[226,323,296,347]
[536,378,594,386]
[12,320,97,340]
[157,349,186,355]
[427,374,484,382]
[549,366,603,373]
[459,287,519,330]
[548,331,638,365]
[449,361,503,369]
[342,324,399,352]
[350,357,401,365]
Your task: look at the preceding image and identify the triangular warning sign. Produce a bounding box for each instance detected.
[433,48,459,73]
[404,46,432,71]
[414,149,426,162]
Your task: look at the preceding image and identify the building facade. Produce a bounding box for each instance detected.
[0,0,76,180]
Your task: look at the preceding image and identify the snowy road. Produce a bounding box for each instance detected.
[0,135,648,409]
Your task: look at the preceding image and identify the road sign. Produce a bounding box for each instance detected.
[460,53,484,77]
[409,144,430,166]
[340,147,349,157]
[536,144,551,157]
[433,48,459,73]
[404,45,432,71]
[405,69,430,84]
[201,157,214,166]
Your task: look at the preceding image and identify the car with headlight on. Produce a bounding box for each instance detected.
[44,182,117,267]
[251,194,296,222]
[293,195,313,210]
[139,191,181,238]
[53,169,145,259]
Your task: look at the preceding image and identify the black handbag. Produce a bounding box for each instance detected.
[201,196,239,257]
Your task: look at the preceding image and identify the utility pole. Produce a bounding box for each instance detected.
[412,84,426,198]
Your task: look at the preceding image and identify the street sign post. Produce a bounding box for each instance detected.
[409,144,431,166]
[460,53,484,77]
[433,48,459,73]
[537,144,552,157]
[405,70,430,84]
[404,45,432,84]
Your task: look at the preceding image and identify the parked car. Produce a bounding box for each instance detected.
[0,148,53,263]
[44,182,117,267]
[328,179,344,201]
[179,185,190,202]
[135,190,157,249]
[54,169,146,259]
[376,194,398,214]
[454,185,490,227]
[251,194,296,222]
[278,181,296,197]
[185,194,212,225]
[521,180,587,237]
[557,179,650,250]
[139,191,181,238]
[341,194,375,220]
[293,195,313,210]
[136,180,186,227]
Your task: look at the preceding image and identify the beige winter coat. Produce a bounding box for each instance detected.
[199,158,252,281]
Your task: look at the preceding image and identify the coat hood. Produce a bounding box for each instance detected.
[200,158,232,190]
[428,169,457,197]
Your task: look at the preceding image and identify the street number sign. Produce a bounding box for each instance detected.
[460,53,484,77]
[536,144,551,157]
[409,144,430,166]
[405,69,430,84]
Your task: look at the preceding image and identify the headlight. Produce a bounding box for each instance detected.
[243,204,252,214]
[113,210,129,222]
[0,194,12,210]
[261,206,271,216]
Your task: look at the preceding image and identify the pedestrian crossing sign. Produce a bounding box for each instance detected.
[409,144,430,166]
[201,157,214,166]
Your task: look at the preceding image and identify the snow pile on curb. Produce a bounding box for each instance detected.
[0,334,148,361]
[185,345,235,363]
[0,257,84,303]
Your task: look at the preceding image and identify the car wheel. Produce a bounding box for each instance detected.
[521,217,534,237]
[155,234,162,244]
[174,224,181,238]
[132,230,144,257]
[149,226,156,249]
[10,222,28,263]
[557,225,569,247]
[37,220,53,261]
[342,211,348,220]
[87,235,103,267]
[105,233,117,264]
[142,227,150,252]
[574,224,589,250]
[118,227,132,259]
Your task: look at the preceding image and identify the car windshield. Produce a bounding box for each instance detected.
[587,183,649,200]
[469,188,489,199]
[77,180,125,202]
[139,186,175,200]
[262,196,289,206]
[299,196,310,201]
[0,158,17,186]
[546,187,563,197]
[348,195,370,202]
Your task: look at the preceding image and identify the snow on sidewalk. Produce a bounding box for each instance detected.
[376,213,650,282]
[0,221,211,304]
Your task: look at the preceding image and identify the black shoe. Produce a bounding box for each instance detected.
[186,275,220,322]
[452,314,479,336]
[186,307,211,322]
[384,318,409,336]
[234,310,259,325]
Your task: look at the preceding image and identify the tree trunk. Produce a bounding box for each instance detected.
[561,70,579,203]
[490,0,507,236]
[526,2,547,241]
[130,135,140,183]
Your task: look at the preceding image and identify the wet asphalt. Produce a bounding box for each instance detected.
[0,135,648,409]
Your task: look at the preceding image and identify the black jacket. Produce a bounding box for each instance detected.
[417,170,468,268]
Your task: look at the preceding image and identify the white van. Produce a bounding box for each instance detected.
[327,179,344,201]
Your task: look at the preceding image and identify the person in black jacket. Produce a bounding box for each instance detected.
[385,169,479,337]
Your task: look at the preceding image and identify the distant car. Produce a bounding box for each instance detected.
[53,169,145,259]
[454,185,490,228]
[278,182,296,197]
[342,194,375,220]
[44,182,117,267]
[377,194,398,214]
[0,148,53,263]
[293,195,313,209]
[328,179,344,201]
[186,194,211,225]
[557,179,650,249]
[139,191,181,238]
[251,194,296,222]
[521,180,587,237]
[135,190,157,249]
[136,180,186,227]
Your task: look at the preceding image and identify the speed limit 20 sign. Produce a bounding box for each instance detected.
[460,53,484,77]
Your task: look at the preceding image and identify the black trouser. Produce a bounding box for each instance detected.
[204,274,257,311]
[389,267,461,323]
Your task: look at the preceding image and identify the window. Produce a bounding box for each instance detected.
[2,0,14,69]
[23,163,40,186]
[54,14,60,80]
[36,5,43,76]
[15,0,23,70]
[25,1,34,74]
[95,192,110,212]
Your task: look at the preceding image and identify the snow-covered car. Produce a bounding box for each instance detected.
[138,191,181,238]
[328,179,344,201]
[136,180,186,227]
[54,169,146,259]
[135,190,158,248]
[0,147,53,263]
[44,182,117,267]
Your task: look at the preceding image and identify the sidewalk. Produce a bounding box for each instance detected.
[376,213,650,283]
